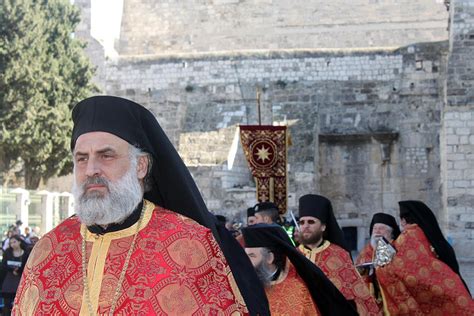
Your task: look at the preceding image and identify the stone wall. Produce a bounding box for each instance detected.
[447,0,474,107]
[103,43,447,229]
[442,0,474,293]
[118,0,449,55]
[75,0,106,85]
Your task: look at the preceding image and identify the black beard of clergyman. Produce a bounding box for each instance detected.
[72,161,143,226]
[300,230,324,246]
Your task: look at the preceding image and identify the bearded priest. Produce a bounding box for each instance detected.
[13,96,269,315]
[297,194,381,316]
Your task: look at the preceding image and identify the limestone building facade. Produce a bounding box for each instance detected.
[75,0,474,291]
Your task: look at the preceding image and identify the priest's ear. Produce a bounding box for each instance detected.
[136,153,150,180]
[265,250,275,266]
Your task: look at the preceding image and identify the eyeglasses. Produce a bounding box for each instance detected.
[299,219,317,225]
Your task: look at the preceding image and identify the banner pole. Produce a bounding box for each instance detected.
[256,87,262,125]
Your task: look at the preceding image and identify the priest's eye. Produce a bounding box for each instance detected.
[75,156,88,163]
[100,153,115,160]
[299,219,316,225]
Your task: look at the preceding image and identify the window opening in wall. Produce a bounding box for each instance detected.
[342,226,358,253]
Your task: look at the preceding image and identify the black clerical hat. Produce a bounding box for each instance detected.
[247,207,255,217]
[215,215,227,225]
[298,194,349,252]
[243,223,292,248]
[71,95,270,315]
[369,213,401,239]
[242,224,357,316]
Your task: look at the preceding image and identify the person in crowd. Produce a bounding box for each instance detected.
[32,226,41,238]
[253,202,280,224]
[247,207,257,226]
[356,213,401,265]
[1,230,14,252]
[375,200,474,314]
[23,233,39,251]
[14,95,269,315]
[14,221,22,233]
[297,194,381,315]
[21,227,30,242]
[355,212,401,307]
[242,223,357,316]
[1,235,29,315]
[27,235,39,247]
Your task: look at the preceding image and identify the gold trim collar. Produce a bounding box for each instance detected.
[81,199,155,241]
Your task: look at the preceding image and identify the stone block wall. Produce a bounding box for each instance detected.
[102,43,447,230]
[75,0,106,85]
[442,109,474,292]
[118,0,448,55]
[447,0,474,107]
[442,0,474,292]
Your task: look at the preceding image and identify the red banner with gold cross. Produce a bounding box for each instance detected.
[239,125,289,215]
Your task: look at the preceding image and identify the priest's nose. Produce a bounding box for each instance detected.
[85,157,102,177]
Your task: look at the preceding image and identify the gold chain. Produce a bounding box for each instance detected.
[82,202,146,315]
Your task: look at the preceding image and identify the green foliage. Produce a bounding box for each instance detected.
[0,0,97,189]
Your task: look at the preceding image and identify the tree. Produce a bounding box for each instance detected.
[0,0,97,189]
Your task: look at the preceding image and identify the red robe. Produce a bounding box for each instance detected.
[355,243,375,291]
[266,262,320,316]
[14,200,247,315]
[355,244,374,267]
[356,244,388,310]
[355,243,375,288]
[299,241,381,316]
[376,224,474,315]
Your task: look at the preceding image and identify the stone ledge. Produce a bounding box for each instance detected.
[225,186,256,193]
[319,132,399,143]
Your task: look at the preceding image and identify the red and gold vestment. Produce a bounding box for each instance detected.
[299,241,381,316]
[14,200,247,315]
[376,224,474,315]
[265,262,320,316]
[355,243,375,289]
[356,244,374,268]
[356,243,389,310]
[355,243,375,290]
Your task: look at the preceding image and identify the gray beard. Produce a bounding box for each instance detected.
[72,165,143,226]
[370,236,381,248]
[254,261,275,288]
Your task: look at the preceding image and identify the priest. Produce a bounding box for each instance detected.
[242,223,357,316]
[355,212,401,307]
[14,96,269,315]
[297,194,381,315]
[375,200,474,314]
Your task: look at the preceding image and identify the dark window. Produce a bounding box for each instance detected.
[342,226,358,251]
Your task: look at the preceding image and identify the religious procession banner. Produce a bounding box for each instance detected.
[239,125,289,215]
